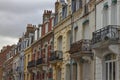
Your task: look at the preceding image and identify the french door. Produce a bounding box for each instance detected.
[105,60,116,80]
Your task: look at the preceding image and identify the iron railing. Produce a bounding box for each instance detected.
[92,25,120,44]
[27,60,36,68]
[50,50,63,61]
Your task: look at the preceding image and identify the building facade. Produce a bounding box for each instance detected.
[69,0,95,80]
[24,24,35,80]
[92,0,120,80]
[51,0,72,80]
[0,45,13,80]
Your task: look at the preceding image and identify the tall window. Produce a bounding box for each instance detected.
[62,5,67,19]
[86,0,90,3]
[105,54,116,80]
[74,27,78,42]
[66,64,70,80]
[54,13,58,25]
[83,22,89,39]
[73,63,77,80]
[28,55,30,61]
[57,36,63,51]
[103,3,109,27]
[72,0,82,13]
[45,45,48,63]
[57,68,61,80]
[111,3,117,25]
[83,62,90,80]
[67,31,71,50]
[72,0,76,12]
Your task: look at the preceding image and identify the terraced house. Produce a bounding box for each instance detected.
[51,0,72,80]
[2,0,120,80]
[69,0,95,80]
[92,0,120,80]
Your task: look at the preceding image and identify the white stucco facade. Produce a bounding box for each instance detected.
[94,0,120,80]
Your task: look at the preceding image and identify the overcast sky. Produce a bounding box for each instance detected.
[0,0,56,50]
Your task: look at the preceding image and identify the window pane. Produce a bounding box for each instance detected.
[113,62,116,80]
[109,62,112,80]
[106,63,108,80]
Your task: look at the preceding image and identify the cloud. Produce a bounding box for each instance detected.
[0,0,56,50]
[0,36,18,50]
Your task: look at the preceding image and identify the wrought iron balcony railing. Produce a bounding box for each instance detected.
[27,60,36,68]
[50,50,63,62]
[36,58,42,65]
[92,25,120,44]
[69,39,91,54]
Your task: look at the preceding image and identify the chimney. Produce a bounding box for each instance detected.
[25,24,35,38]
[43,10,52,23]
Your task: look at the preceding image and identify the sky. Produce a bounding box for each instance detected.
[0,0,56,50]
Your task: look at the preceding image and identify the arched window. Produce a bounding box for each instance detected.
[104,54,116,80]
[67,31,71,50]
[57,36,63,51]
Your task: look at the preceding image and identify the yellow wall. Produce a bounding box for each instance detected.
[24,47,32,80]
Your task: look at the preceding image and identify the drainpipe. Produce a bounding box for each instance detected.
[94,1,97,80]
[70,6,74,80]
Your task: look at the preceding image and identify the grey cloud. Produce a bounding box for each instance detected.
[0,0,56,38]
[0,0,55,14]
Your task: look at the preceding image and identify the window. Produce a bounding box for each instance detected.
[72,0,76,12]
[66,64,70,80]
[72,0,82,13]
[54,13,58,25]
[74,27,78,42]
[72,63,77,80]
[62,5,67,19]
[28,55,30,61]
[52,18,54,27]
[83,62,90,80]
[105,54,116,80]
[45,23,48,33]
[83,21,89,39]
[57,36,63,51]
[103,3,109,27]
[45,45,48,63]
[57,68,61,80]
[67,31,71,50]
[111,3,117,25]
[86,0,90,3]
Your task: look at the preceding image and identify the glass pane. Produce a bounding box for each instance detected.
[106,63,108,80]
[113,62,116,80]
[109,62,112,80]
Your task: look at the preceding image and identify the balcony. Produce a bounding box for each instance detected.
[92,25,120,48]
[49,50,63,64]
[36,57,47,67]
[27,60,36,68]
[69,39,92,58]
[36,58,42,65]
